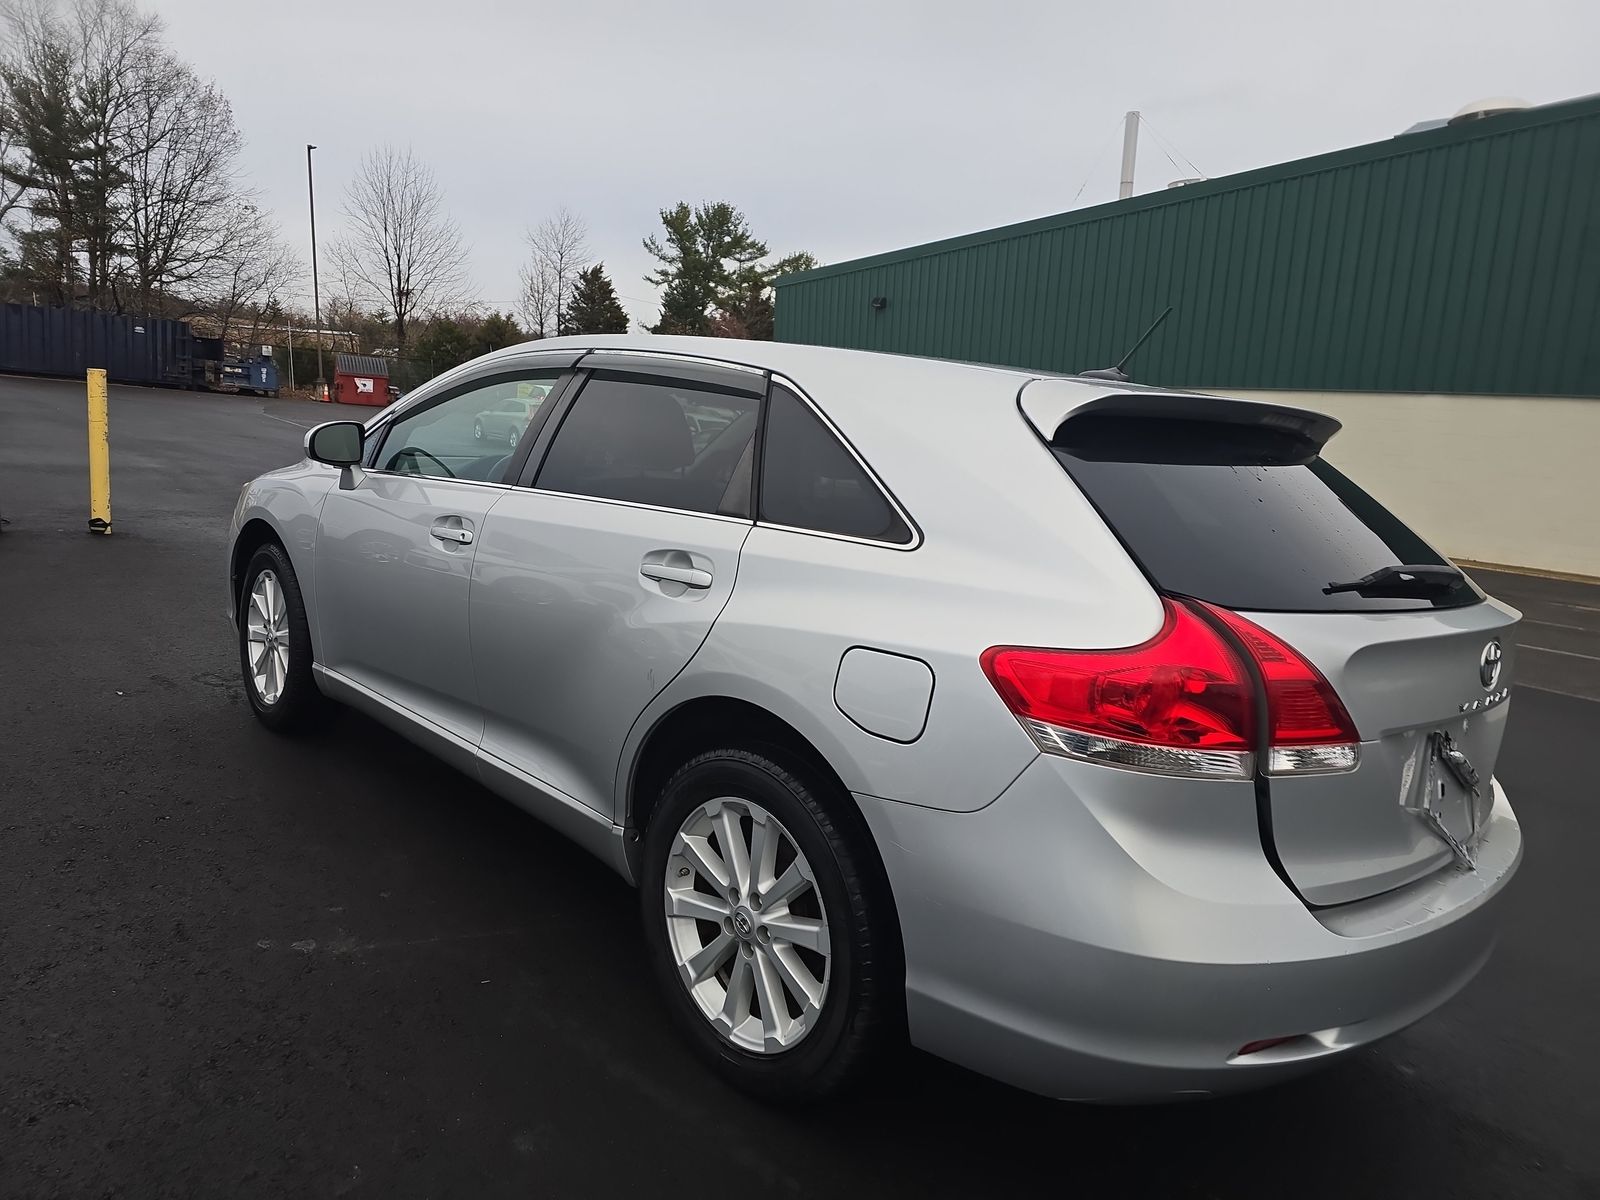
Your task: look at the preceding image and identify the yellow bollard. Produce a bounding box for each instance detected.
[87,368,111,535]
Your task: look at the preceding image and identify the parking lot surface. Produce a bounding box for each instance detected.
[2,374,1597,1198]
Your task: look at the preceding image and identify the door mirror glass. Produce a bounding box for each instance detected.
[307,421,364,467]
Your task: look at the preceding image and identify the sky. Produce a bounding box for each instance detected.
[143,0,1599,330]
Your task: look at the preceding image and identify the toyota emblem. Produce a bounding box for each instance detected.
[1479,640,1503,691]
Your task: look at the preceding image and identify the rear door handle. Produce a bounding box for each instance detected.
[430,517,475,546]
[640,561,712,589]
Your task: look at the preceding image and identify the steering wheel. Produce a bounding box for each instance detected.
[390,447,456,479]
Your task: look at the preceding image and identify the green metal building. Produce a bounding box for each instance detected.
[774,94,1600,397]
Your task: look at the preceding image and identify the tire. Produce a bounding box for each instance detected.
[473,419,484,440]
[506,424,519,449]
[639,747,897,1102]
[237,541,322,733]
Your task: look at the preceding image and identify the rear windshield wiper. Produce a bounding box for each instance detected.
[1323,563,1464,597]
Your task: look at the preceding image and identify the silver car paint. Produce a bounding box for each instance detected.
[315,473,506,750]
[856,761,1519,1100]
[1247,602,1520,905]
[229,334,1524,1101]
[470,488,751,817]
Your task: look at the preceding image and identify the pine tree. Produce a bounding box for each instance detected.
[561,264,628,335]
[643,201,767,334]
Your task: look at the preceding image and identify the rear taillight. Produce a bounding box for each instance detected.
[981,599,1360,779]
[1197,602,1360,775]
[980,600,1256,779]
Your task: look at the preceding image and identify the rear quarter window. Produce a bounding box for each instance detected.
[759,384,912,545]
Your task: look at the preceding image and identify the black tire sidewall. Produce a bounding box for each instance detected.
[640,749,883,1101]
[238,543,318,732]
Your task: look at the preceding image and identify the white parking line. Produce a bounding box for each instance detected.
[260,412,314,430]
[1520,643,1600,663]
[1522,617,1599,634]
[1519,681,1600,704]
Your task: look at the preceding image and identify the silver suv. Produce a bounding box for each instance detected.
[228,335,1522,1102]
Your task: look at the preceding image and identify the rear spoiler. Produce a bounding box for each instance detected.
[1018,380,1341,452]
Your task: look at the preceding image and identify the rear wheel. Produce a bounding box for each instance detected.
[238,542,321,732]
[640,747,895,1101]
[473,419,484,440]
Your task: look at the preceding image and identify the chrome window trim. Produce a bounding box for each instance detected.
[763,371,923,552]
[505,485,757,526]
[753,521,919,551]
[357,470,516,491]
[577,347,769,379]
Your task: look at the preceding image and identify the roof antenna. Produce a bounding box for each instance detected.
[1077,305,1174,383]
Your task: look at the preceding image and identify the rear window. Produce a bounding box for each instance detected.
[1053,416,1480,612]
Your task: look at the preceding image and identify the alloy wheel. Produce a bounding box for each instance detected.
[664,797,832,1053]
[245,569,291,705]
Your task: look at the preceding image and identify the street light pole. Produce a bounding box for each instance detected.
[306,143,324,393]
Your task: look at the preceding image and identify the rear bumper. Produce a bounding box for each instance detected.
[855,759,1521,1102]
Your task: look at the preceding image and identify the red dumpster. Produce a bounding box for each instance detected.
[333,353,391,407]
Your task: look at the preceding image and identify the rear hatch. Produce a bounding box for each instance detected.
[1025,384,1519,906]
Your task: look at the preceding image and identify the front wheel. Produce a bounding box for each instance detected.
[473,419,484,440]
[238,541,322,732]
[640,748,897,1101]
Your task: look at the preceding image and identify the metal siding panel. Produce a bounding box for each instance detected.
[1537,121,1593,393]
[1465,133,1523,392]
[1359,157,1403,389]
[1555,118,1600,395]
[1194,194,1226,383]
[1434,140,1491,392]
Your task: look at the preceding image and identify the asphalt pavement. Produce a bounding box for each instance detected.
[2,374,1597,1198]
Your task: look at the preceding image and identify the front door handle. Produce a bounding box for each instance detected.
[430,517,475,546]
[640,561,712,589]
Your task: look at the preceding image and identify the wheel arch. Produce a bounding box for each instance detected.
[231,517,287,608]
[623,693,905,1004]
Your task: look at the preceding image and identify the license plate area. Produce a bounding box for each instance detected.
[1401,728,1489,866]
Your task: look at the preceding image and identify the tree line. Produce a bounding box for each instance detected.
[1,0,819,385]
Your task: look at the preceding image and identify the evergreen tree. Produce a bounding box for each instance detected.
[711,252,817,339]
[561,264,627,335]
[412,316,473,373]
[642,201,766,334]
[474,310,522,356]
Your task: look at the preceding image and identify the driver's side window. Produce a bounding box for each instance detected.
[374,372,563,482]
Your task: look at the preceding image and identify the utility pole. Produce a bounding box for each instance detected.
[306,144,324,393]
[1119,110,1139,200]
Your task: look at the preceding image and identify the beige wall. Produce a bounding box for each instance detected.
[1228,391,1600,579]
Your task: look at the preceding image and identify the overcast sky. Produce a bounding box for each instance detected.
[147,0,1597,329]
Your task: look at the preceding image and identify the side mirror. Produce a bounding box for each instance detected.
[306,421,364,467]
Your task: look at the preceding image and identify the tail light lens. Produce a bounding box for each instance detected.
[980,600,1256,779]
[981,599,1360,779]
[1196,602,1360,775]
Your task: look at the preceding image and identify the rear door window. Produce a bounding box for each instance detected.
[1053,416,1480,612]
[534,371,759,516]
[759,384,912,544]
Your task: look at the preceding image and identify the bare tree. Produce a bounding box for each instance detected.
[330,144,470,352]
[518,257,557,338]
[199,204,300,345]
[522,206,589,334]
[119,53,244,313]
